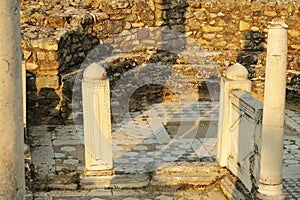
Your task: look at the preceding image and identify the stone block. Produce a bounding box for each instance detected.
[26,62,39,71]
[202,25,223,33]
[23,50,32,60]
[154,162,227,186]
[31,39,39,48]
[36,75,59,91]
[40,61,59,71]
[132,22,144,28]
[37,70,58,76]
[47,51,58,61]
[291,45,300,50]
[239,21,250,31]
[203,33,216,40]
[288,29,300,38]
[95,12,109,20]
[37,51,46,60]
[39,40,59,51]
[263,10,277,17]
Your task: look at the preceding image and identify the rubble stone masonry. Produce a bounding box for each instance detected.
[21,0,300,123]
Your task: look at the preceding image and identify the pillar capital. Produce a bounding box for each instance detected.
[225,63,249,81]
[268,22,288,29]
[84,63,107,81]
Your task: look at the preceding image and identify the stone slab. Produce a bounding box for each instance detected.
[80,174,149,189]
[282,165,300,178]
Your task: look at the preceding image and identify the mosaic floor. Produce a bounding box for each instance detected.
[28,101,300,199]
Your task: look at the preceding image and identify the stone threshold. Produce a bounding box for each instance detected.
[80,162,227,190]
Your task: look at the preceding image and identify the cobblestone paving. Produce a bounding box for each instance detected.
[28,101,300,199]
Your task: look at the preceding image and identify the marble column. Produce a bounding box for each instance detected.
[0,0,25,199]
[258,22,288,199]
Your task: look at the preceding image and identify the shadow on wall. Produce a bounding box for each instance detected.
[237,30,266,79]
[128,0,189,111]
[287,74,300,104]
[26,72,62,125]
[25,30,99,125]
[125,0,220,111]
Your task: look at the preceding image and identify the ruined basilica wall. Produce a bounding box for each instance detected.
[21,0,300,123]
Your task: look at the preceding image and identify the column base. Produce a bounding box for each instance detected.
[257,183,285,200]
[83,166,114,177]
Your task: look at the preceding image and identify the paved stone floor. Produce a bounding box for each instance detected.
[27,101,300,199]
[32,188,228,200]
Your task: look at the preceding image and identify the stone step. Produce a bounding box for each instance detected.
[80,162,227,189]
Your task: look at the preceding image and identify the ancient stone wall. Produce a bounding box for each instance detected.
[21,0,300,123]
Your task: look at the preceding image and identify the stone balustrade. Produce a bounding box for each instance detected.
[217,22,288,199]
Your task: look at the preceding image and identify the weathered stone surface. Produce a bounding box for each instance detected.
[225,63,249,80]
[203,33,216,40]
[264,10,278,17]
[36,76,59,91]
[289,29,300,38]
[39,40,59,51]
[21,0,300,123]
[239,21,250,31]
[84,63,107,80]
[197,38,209,45]
[291,45,300,50]
[202,25,223,33]
[154,162,227,186]
[26,62,39,71]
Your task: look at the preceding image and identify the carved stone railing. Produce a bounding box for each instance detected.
[217,63,264,199]
[217,22,288,200]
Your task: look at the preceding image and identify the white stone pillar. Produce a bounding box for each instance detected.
[258,22,288,199]
[0,0,25,199]
[217,63,251,167]
[82,63,113,175]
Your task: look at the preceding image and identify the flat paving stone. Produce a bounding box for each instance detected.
[132,145,148,151]
[54,153,65,158]
[31,145,55,175]
[283,165,300,178]
[115,158,130,164]
[138,157,154,163]
[61,146,76,152]
[63,159,79,165]
[53,139,82,146]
